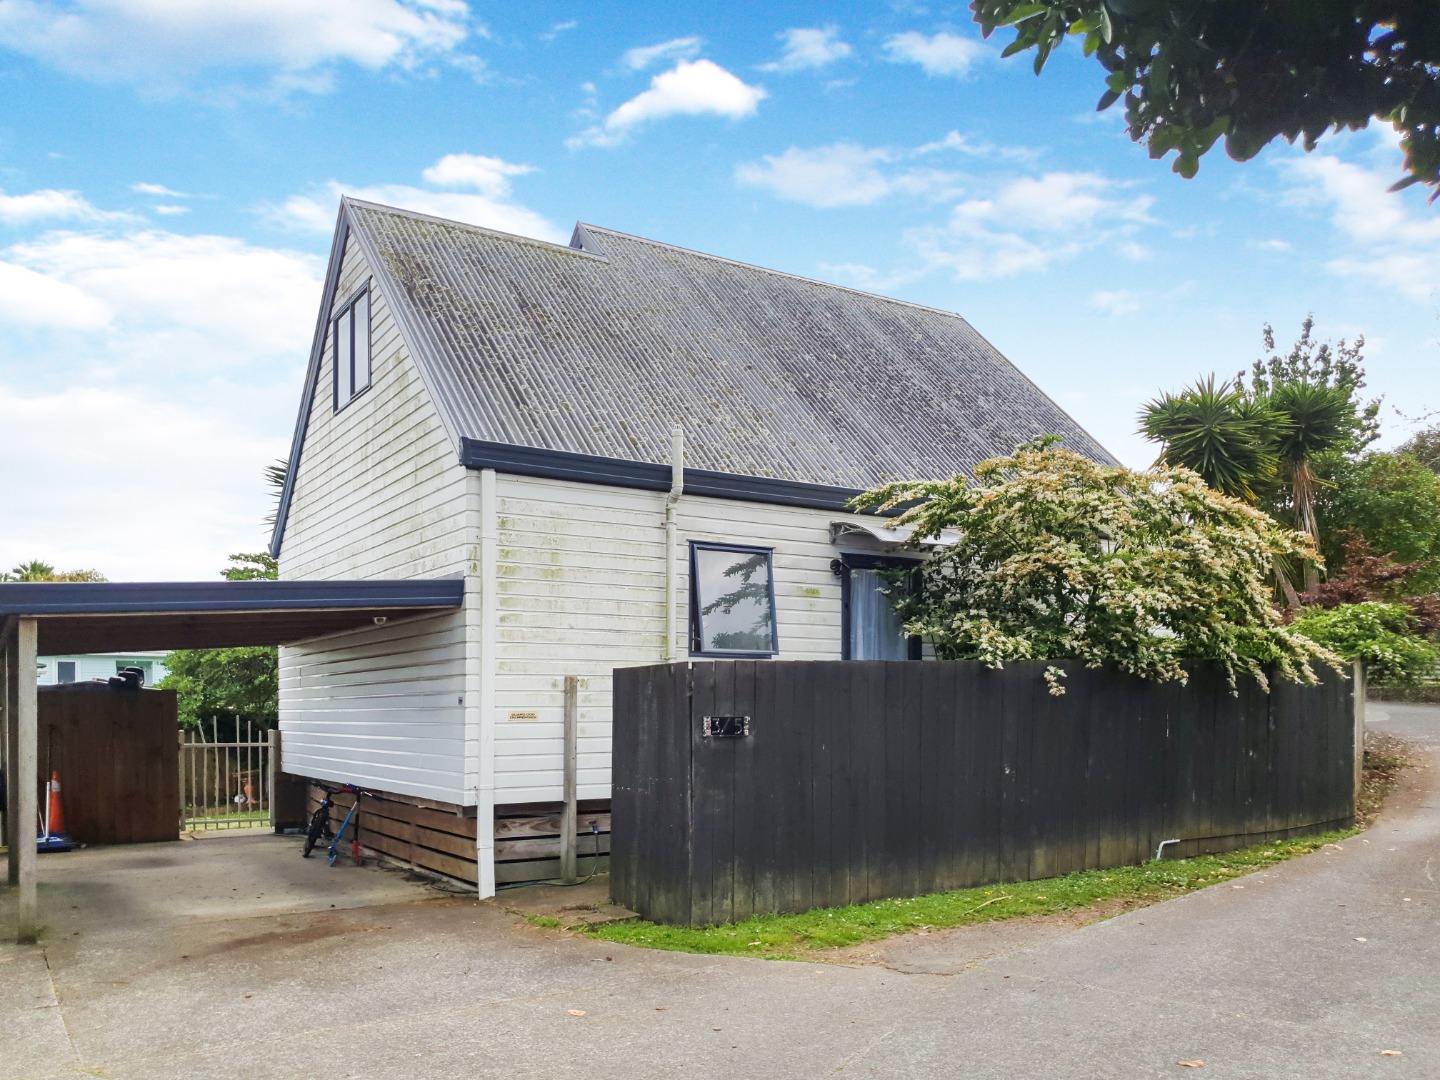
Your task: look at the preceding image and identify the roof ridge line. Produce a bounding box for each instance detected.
[577,222,978,324]
[344,197,607,262]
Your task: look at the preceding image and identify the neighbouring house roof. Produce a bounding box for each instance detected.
[272,198,1114,554]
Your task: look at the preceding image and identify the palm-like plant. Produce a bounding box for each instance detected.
[1266,380,1355,588]
[10,560,57,581]
[1139,377,1284,501]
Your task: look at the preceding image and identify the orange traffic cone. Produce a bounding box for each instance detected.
[46,771,65,835]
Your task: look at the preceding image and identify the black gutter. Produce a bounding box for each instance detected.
[0,579,465,617]
[459,438,889,514]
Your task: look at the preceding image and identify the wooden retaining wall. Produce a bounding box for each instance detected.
[302,785,611,885]
[611,659,1359,926]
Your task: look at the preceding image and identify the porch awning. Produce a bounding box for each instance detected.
[829,520,958,548]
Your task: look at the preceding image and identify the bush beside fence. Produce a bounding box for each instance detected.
[611,659,1359,926]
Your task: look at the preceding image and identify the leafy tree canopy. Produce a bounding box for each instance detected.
[853,441,1339,693]
[1317,451,1440,593]
[158,553,278,729]
[0,560,107,582]
[1398,421,1440,472]
[1299,536,1440,634]
[1290,602,1438,686]
[1140,318,1379,591]
[971,1,1440,199]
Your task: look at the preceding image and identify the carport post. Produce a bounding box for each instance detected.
[11,618,38,943]
[3,623,15,878]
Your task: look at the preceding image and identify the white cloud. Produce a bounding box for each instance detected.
[735,129,1030,210]
[572,59,765,147]
[1091,289,1141,316]
[132,182,187,197]
[0,260,111,328]
[737,144,894,207]
[1276,149,1440,302]
[736,142,961,208]
[912,172,1153,279]
[540,19,577,41]
[4,229,322,356]
[420,153,534,198]
[0,219,325,577]
[622,36,702,70]
[0,0,474,93]
[0,385,289,581]
[271,152,560,243]
[760,27,851,72]
[0,187,125,226]
[153,204,189,216]
[883,31,986,77]
[1249,238,1292,252]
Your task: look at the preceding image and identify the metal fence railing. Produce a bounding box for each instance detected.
[180,718,272,831]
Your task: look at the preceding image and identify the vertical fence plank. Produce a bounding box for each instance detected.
[841,662,870,905]
[730,660,758,921]
[807,661,837,910]
[781,662,812,916]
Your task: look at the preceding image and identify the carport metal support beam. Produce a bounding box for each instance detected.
[6,618,38,943]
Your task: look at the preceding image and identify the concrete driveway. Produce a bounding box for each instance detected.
[2,704,1437,1080]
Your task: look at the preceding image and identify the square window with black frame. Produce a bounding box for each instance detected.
[690,542,778,656]
[57,660,76,683]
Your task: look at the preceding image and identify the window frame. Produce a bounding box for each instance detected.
[688,540,780,658]
[836,553,923,661]
[331,282,372,413]
[56,660,76,684]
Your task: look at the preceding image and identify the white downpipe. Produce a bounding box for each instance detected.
[663,425,684,663]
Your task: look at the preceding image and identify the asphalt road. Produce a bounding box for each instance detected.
[3,703,1437,1079]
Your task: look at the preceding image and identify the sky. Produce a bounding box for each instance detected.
[1,0,1436,581]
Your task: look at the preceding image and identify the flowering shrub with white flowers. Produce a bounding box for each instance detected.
[852,440,1341,694]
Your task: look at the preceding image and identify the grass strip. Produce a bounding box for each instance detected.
[570,830,1354,960]
[535,731,1413,962]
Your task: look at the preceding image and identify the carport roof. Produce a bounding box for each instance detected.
[0,579,464,653]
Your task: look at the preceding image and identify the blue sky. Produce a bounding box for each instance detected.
[1,0,1436,579]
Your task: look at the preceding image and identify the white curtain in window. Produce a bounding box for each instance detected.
[849,568,909,660]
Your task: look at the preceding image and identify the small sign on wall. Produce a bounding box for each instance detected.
[507,709,540,722]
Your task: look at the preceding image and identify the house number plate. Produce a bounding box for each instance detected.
[702,715,750,739]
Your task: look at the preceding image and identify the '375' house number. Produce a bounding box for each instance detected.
[701,715,750,738]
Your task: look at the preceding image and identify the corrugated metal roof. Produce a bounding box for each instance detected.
[344,199,1114,489]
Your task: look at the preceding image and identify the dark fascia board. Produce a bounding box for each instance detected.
[459,438,894,515]
[269,203,354,559]
[0,579,465,618]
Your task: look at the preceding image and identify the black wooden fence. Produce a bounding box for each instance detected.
[611,660,1358,926]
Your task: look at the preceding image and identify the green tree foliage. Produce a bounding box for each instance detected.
[1290,602,1439,686]
[1318,452,1440,594]
[0,560,107,582]
[853,441,1338,693]
[1141,319,1378,590]
[1398,422,1440,472]
[158,553,279,730]
[1298,537,1440,634]
[971,1,1440,198]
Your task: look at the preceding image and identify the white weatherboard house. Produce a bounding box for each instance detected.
[270,198,1113,895]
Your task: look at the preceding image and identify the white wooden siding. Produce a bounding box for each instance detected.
[492,473,868,803]
[278,231,473,804]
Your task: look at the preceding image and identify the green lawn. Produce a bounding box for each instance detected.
[571,830,1354,961]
